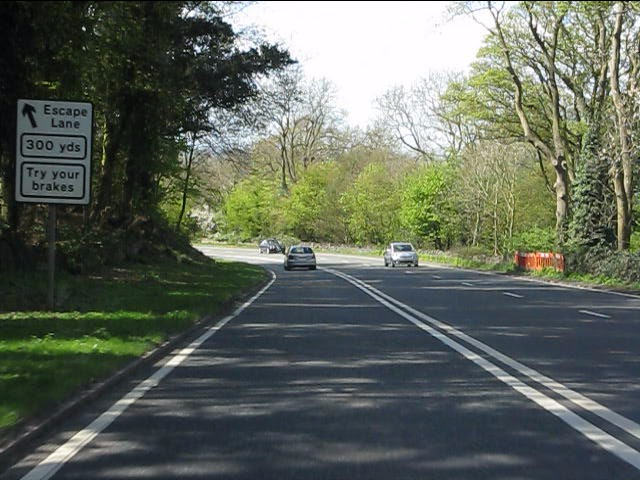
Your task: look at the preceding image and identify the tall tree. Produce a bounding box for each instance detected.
[90,2,292,222]
[340,163,405,245]
[0,1,90,230]
[454,141,535,254]
[376,72,469,161]
[0,1,292,269]
[256,66,305,191]
[485,1,573,245]
[568,121,616,252]
[254,67,341,191]
[608,0,638,250]
[399,163,455,249]
[455,1,636,250]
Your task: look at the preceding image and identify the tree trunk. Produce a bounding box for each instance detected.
[0,104,19,230]
[176,136,196,232]
[490,3,571,247]
[280,143,288,192]
[493,191,499,256]
[552,156,570,246]
[472,210,480,247]
[609,1,633,250]
[612,169,631,250]
[1,153,19,231]
[94,123,115,217]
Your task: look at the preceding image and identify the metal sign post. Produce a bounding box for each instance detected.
[47,205,56,310]
[15,99,93,310]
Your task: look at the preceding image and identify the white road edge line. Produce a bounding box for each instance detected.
[503,292,524,298]
[325,267,640,471]
[20,272,277,480]
[579,310,612,319]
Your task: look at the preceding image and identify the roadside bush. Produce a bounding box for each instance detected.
[566,247,640,284]
[509,226,556,252]
[631,231,640,252]
[593,251,640,283]
[0,226,42,272]
[449,245,503,264]
[564,245,605,277]
[449,245,488,258]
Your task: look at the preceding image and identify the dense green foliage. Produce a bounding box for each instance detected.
[340,163,404,246]
[0,1,291,269]
[399,164,455,249]
[2,0,639,284]
[286,162,338,242]
[223,175,283,241]
[509,227,556,253]
[568,123,616,253]
[204,1,639,284]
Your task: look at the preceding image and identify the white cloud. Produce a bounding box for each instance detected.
[233,1,487,128]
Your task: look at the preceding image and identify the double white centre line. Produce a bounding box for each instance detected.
[325,268,640,472]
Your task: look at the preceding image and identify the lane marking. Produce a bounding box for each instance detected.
[579,310,611,319]
[431,275,442,279]
[20,273,277,480]
[503,292,524,299]
[258,303,379,308]
[325,268,640,471]
[196,246,640,300]
[364,274,640,442]
[462,282,474,287]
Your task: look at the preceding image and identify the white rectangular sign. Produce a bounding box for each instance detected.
[15,99,93,204]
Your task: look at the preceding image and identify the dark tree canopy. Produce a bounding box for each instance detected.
[0,1,292,269]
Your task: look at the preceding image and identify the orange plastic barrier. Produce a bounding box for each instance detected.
[514,252,565,272]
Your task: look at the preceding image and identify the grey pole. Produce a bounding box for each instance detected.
[47,204,56,310]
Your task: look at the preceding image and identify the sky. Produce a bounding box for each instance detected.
[232,1,488,129]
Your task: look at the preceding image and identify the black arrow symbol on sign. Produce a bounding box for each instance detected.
[22,103,37,128]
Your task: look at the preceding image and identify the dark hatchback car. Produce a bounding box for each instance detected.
[259,238,284,254]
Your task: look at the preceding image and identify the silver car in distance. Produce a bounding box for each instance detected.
[284,245,317,271]
[383,242,419,267]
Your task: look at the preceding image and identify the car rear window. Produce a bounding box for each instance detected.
[394,244,414,252]
[290,247,313,254]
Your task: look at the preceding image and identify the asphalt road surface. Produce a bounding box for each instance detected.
[3,247,640,479]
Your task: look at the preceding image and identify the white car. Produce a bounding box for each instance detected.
[284,245,317,270]
[384,242,419,267]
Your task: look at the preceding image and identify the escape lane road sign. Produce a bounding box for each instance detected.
[15,99,93,204]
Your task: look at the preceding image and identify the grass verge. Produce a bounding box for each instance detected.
[421,252,640,292]
[0,256,266,437]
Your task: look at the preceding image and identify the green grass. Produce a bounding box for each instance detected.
[525,268,640,292]
[419,251,640,291]
[0,257,266,435]
[417,251,506,270]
